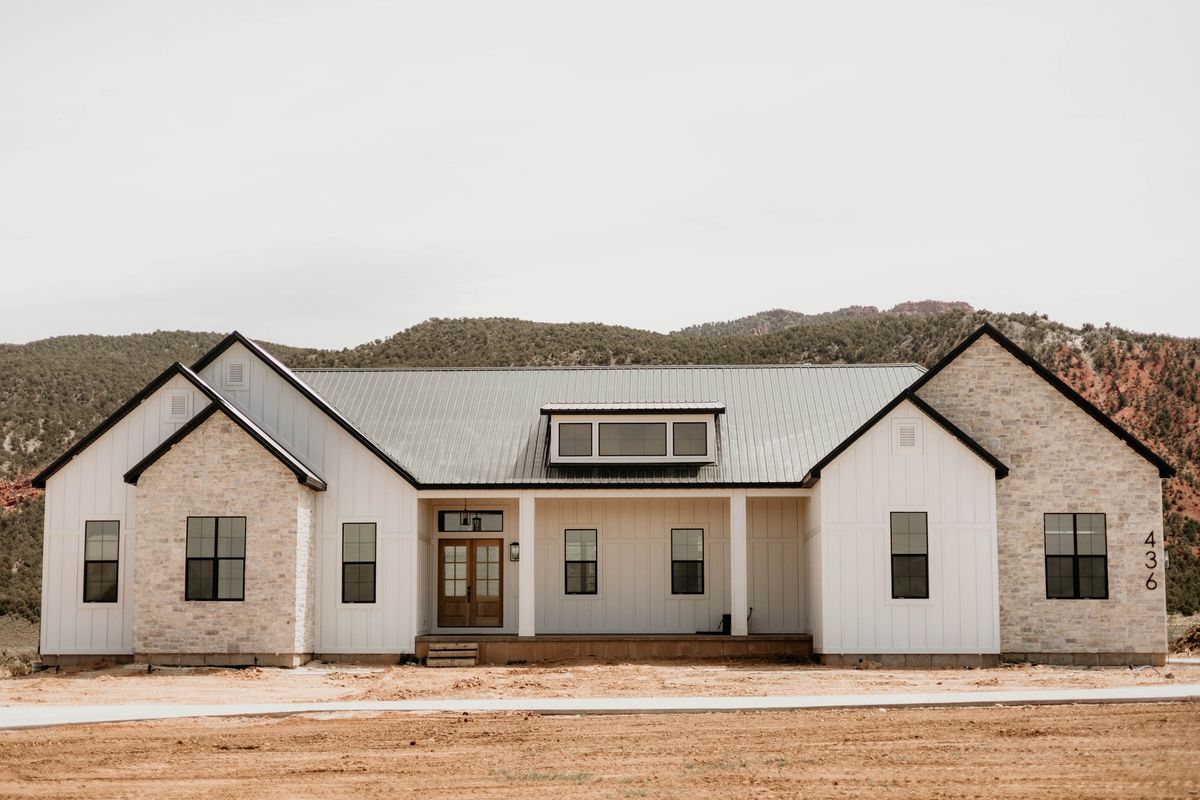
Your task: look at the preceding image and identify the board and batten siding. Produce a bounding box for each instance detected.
[814,400,1001,655]
[746,498,805,633]
[199,343,421,655]
[802,484,824,650]
[40,376,208,655]
[533,497,732,634]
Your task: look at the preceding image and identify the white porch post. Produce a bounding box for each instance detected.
[730,489,749,636]
[518,493,536,637]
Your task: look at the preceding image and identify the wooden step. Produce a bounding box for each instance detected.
[426,657,478,668]
[425,641,479,667]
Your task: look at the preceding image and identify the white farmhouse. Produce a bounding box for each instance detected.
[34,324,1173,667]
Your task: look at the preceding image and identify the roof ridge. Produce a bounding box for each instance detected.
[292,363,928,373]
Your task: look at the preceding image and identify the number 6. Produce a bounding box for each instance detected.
[1146,573,1158,591]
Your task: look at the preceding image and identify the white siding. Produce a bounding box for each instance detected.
[802,485,822,645]
[747,498,805,633]
[815,400,1000,654]
[40,376,207,655]
[199,343,421,654]
[533,497,731,634]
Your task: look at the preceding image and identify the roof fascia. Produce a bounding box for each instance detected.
[191,331,421,487]
[908,323,1175,479]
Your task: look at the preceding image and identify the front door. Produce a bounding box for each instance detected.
[438,538,503,627]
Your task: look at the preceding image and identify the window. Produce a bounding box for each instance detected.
[890,512,928,599]
[185,517,245,601]
[671,528,704,594]
[673,422,707,457]
[599,422,667,457]
[1045,513,1108,599]
[342,523,377,603]
[83,520,119,603]
[564,529,598,594]
[559,423,593,457]
[438,510,504,532]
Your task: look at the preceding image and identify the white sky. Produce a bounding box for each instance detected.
[1,1,1197,348]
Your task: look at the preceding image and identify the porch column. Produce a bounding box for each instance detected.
[730,489,749,636]
[518,493,536,637]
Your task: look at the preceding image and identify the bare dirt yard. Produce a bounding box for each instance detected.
[1,657,1197,705]
[0,702,1197,798]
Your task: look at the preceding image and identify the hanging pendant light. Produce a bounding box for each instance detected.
[459,500,470,528]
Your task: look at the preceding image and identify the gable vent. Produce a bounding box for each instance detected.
[164,391,190,422]
[898,423,917,448]
[224,359,248,388]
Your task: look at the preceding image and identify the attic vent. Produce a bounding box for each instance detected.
[893,418,921,454]
[164,391,190,422]
[224,358,248,389]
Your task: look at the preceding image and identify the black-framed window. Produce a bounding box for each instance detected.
[1045,513,1108,599]
[185,517,245,601]
[598,422,667,457]
[564,529,598,594]
[558,423,593,457]
[671,528,704,594]
[437,510,504,532]
[672,422,708,457]
[890,512,929,599]
[83,520,120,603]
[342,522,377,603]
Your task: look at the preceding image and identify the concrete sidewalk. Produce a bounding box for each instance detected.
[2,683,1199,730]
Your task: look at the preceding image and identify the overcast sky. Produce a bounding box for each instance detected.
[1,1,1197,348]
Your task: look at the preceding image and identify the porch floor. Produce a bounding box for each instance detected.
[414,633,814,665]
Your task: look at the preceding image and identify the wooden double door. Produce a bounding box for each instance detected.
[438,538,504,627]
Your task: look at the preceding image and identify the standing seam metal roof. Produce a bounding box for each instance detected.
[292,364,924,487]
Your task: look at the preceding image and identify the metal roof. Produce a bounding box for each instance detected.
[293,364,924,487]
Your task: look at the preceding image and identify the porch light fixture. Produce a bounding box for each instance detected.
[459,502,470,528]
[509,542,520,562]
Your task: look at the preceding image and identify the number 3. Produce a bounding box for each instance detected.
[1146,551,1158,570]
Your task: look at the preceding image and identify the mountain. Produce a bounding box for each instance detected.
[670,301,975,337]
[2,306,1199,621]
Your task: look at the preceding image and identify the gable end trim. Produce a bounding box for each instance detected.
[908,323,1175,479]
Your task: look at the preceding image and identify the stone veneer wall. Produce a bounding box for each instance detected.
[916,335,1166,661]
[132,413,317,663]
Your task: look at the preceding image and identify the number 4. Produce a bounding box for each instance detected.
[1145,531,1156,546]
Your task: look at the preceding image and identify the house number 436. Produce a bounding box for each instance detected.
[1144,531,1158,591]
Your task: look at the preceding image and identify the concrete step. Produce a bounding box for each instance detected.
[427,642,479,652]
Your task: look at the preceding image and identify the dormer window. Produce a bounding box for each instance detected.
[543,403,721,466]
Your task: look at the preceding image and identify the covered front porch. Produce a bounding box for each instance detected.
[415,488,814,660]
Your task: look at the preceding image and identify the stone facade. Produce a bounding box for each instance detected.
[132,413,317,663]
[916,335,1167,661]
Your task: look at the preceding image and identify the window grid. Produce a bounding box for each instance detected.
[670,528,704,595]
[185,516,246,601]
[564,529,598,595]
[83,520,120,603]
[890,512,929,599]
[342,522,377,604]
[1044,513,1108,599]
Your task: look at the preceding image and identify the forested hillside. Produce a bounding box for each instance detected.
[3,305,1199,622]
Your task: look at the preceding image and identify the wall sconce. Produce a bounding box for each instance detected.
[509,542,520,562]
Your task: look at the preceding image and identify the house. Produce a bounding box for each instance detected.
[32,324,1174,667]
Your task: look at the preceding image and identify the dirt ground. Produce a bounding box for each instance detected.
[2,658,1197,706]
[0,702,1197,798]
